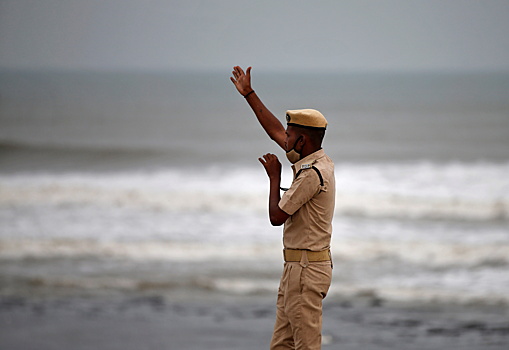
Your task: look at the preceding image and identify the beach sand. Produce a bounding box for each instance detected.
[1,294,508,350]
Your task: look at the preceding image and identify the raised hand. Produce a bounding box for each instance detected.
[230,66,253,97]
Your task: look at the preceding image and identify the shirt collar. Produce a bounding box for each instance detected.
[291,148,325,173]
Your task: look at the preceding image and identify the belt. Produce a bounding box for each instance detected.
[283,249,331,262]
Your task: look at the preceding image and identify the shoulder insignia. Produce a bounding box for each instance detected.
[295,166,324,187]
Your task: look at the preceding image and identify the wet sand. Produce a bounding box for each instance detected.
[1,294,508,350]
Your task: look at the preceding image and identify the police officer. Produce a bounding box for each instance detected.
[231,66,335,350]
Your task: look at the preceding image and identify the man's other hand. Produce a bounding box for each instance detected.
[259,153,282,181]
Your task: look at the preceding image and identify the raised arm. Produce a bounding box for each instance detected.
[230,66,286,150]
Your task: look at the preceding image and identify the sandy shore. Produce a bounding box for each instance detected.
[1,294,509,350]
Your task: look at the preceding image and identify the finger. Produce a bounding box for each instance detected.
[246,66,252,77]
[258,158,269,169]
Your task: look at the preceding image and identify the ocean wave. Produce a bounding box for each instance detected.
[1,161,508,220]
[2,236,508,306]
[332,239,509,268]
[209,279,509,306]
[0,239,281,262]
[7,269,508,307]
[1,237,508,269]
[326,285,509,307]
[0,183,506,220]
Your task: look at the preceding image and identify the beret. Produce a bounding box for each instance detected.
[286,109,327,130]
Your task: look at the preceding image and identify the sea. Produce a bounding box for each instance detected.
[1,69,508,307]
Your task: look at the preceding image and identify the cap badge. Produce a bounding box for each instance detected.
[301,164,311,169]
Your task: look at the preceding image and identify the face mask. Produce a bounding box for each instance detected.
[285,136,302,164]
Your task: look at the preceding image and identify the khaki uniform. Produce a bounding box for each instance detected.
[270,149,335,350]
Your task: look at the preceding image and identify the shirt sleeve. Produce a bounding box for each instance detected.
[279,169,321,215]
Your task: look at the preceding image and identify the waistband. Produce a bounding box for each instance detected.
[283,249,331,263]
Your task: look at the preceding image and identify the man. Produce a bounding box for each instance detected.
[230,66,335,350]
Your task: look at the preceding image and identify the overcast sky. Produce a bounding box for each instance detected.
[1,0,509,72]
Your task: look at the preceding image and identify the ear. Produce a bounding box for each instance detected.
[298,134,307,148]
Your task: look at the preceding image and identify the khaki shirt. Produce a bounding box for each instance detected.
[278,149,335,251]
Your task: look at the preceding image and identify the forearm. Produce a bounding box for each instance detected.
[245,92,285,149]
[231,66,286,148]
[267,176,289,226]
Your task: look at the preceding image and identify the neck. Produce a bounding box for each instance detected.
[300,145,322,159]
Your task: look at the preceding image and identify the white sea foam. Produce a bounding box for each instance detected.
[0,239,281,262]
[1,161,508,220]
[2,236,508,306]
[2,161,508,306]
[2,233,508,269]
[332,239,509,268]
[327,283,509,306]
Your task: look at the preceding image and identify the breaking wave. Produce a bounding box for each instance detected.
[1,161,508,220]
[2,237,509,306]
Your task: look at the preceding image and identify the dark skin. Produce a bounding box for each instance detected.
[230,66,323,226]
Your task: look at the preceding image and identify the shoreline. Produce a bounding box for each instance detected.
[1,294,508,350]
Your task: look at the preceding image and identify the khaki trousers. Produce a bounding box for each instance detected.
[270,261,333,350]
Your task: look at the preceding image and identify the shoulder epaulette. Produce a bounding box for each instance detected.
[280,164,324,192]
[295,166,324,186]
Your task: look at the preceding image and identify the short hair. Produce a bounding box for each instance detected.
[296,126,325,146]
